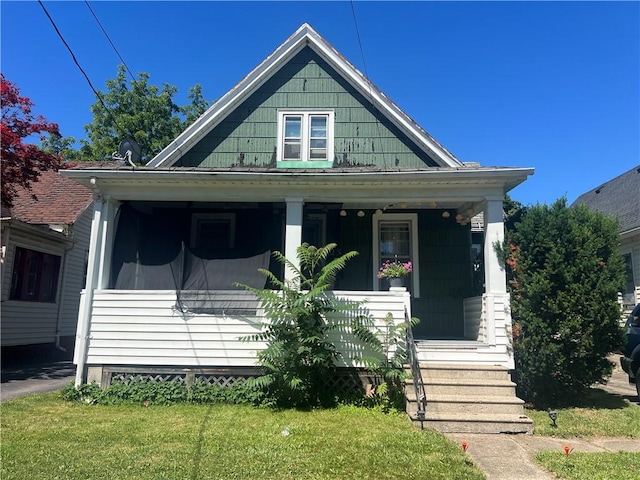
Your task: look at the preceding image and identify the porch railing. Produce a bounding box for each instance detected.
[404,305,426,422]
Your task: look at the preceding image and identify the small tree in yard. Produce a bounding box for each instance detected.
[239,243,388,408]
[503,198,625,407]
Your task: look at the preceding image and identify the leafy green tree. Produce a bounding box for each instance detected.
[81,65,210,163]
[503,198,625,407]
[239,243,385,408]
[39,133,82,162]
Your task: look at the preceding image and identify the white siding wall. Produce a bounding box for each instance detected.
[58,205,93,338]
[1,227,66,346]
[463,296,485,342]
[83,290,410,368]
[418,293,514,369]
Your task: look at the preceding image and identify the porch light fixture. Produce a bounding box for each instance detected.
[442,211,450,218]
[340,209,347,217]
[429,201,437,208]
[375,209,383,215]
[548,409,558,428]
[357,210,365,217]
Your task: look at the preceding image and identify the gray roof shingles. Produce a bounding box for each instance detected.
[572,165,640,234]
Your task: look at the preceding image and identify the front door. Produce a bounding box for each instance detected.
[372,213,420,297]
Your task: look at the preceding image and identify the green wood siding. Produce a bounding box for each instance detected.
[176,47,439,169]
[324,209,472,339]
[413,211,473,339]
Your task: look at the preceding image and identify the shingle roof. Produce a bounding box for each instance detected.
[572,165,640,234]
[7,169,94,225]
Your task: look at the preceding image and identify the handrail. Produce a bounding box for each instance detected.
[404,306,426,422]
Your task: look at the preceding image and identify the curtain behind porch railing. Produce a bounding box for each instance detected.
[110,202,270,314]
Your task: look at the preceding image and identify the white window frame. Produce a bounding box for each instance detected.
[190,213,236,249]
[621,249,636,307]
[277,110,334,162]
[372,213,420,298]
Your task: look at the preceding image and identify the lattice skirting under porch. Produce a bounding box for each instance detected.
[89,365,382,397]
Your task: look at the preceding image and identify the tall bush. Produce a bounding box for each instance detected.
[239,243,384,408]
[503,198,625,407]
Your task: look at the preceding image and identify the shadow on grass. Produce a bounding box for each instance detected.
[190,404,214,480]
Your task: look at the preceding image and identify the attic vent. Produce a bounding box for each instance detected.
[595,186,603,194]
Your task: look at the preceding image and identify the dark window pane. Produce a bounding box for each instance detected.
[10,247,61,302]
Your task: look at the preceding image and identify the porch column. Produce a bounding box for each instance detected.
[483,197,506,295]
[483,197,506,346]
[284,197,304,282]
[74,194,105,385]
[97,197,119,289]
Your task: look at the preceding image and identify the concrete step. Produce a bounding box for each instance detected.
[409,412,534,434]
[408,363,513,381]
[406,377,517,396]
[406,393,526,415]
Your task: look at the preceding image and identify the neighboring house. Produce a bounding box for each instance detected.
[573,165,640,313]
[62,24,534,432]
[1,170,94,356]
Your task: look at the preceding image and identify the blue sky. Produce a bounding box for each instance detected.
[2,1,638,206]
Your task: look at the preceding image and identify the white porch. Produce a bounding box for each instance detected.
[75,288,515,384]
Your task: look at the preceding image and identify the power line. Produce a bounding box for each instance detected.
[37,0,128,138]
[84,0,136,82]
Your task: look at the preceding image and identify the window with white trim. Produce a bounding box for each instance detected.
[622,252,635,307]
[277,111,334,162]
[10,247,61,302]
[372,213,420,297]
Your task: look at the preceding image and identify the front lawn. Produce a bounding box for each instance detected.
[527,387,640,438]
[536,451,640,480]
[1,392,483,480]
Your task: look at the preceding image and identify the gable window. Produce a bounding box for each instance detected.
[190,213,235,250]
[10,247,61,302]
[277,111,334,165]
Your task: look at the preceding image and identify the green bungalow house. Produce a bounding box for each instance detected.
[63,24,534,433]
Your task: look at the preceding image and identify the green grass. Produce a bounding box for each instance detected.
[1,392,483,480]
[536,451,640,480]
[527,387,640,438]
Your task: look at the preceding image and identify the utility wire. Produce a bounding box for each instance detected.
[84,0,136,82]
[350,0,389,170]
[38,0,128,138]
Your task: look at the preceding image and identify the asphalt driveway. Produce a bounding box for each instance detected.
[1,359,76,402]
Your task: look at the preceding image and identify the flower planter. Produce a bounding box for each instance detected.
[389,277,404,288]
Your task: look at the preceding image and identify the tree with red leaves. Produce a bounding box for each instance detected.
[1,74,62,208]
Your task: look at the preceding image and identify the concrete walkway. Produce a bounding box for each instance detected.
[446,433,640,480]
[445,358,639,480]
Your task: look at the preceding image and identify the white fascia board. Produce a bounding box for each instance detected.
[62,166,533,194]
[148,24,462,169]
[147,25,312,168]
[303,29,462,169]
[60,168,533,205]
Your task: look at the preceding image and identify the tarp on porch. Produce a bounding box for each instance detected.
[110,203,270,314]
